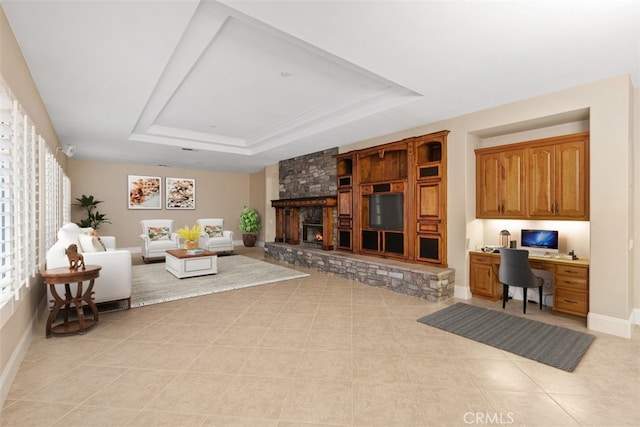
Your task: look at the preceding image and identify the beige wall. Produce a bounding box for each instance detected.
[249,169,266,243]
[0,7,61,402]
[340,74,636,337]
[67,159,256,248]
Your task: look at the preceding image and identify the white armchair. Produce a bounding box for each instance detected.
[45,223,132,308]
[140,219,180,262]
[196,218,234,253]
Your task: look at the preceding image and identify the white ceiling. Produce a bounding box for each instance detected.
[2,0,638,173]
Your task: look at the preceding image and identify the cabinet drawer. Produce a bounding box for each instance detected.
[528,260,554,271]
[555,276,588,291]
[418,222,439,233]
[470,254,492,265]
[338,219,352,228]
[555,265,588,278]
[554,288,587,316]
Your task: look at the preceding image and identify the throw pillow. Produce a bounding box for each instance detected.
[148,226,171,241]
[204,225,223,238]
[78,233,106,253]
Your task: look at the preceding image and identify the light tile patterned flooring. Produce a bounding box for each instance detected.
[2,247,639,426]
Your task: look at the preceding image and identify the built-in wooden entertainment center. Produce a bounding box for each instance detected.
[336,130,449,267]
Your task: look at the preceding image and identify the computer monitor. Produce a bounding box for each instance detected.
[520,229,559,255]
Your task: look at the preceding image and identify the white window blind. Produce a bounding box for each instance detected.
[0,90,15,301]
[0,83,66,304]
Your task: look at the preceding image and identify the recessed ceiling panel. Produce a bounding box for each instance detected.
[155,17,389,140]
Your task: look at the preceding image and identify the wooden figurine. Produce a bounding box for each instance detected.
[66,244,85,271]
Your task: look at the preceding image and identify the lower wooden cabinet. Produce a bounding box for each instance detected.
[469,253,502,301]
[469,251,589,317]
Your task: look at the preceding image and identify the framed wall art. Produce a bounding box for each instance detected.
[166,177,195,209]
[128,175,162,209]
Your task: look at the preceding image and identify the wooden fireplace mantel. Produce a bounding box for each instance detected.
[271,196,337,250]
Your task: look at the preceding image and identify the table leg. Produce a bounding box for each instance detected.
[83,278,99,323]
[63,283,72,324]
[73,280,86,332]
[47,284,66,337]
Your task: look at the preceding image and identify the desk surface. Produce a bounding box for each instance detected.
[469,251,590,267]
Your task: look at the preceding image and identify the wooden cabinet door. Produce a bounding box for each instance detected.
[529,140,588,219]
[528,145,556,217]
[470,261,494,297]
[502,149,526,217]
[476,152,502,218]
[338,189,352,218]
[555,140,587,218]
[476,150,525,218]
[470,254,497,298]
[416,181,442,220]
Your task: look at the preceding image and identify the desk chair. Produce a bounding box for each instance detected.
[498,248,544,314]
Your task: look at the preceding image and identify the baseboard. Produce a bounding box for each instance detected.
[455,284,472,300]
[587,311,633,339]
[0,301,43,407]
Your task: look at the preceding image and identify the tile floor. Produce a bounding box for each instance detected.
[1,247,639,426]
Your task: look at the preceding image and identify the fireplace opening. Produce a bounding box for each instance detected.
[303,223,323,246]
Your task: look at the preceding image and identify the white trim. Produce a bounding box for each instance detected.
[632,307,640,325]
[0,301,42,407]
[454,284,472,300]
[587,311,633,339]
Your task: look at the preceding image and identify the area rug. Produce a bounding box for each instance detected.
[417,303,595,372]
[130,255,308,308]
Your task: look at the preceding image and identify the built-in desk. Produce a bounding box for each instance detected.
[469,251,590,317]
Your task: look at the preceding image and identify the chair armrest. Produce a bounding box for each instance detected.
[99,236,116,250]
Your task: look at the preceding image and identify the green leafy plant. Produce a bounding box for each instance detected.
[73,194,111,230]
[238,206,261,234]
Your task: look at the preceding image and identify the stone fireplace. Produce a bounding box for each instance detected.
[271,196,337,251]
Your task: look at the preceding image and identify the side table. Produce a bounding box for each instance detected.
[41,265,102,337]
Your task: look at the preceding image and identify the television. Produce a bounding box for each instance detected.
[369,193,403,230]
[520,229,559,254]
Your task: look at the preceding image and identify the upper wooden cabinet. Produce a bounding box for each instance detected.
[529,138,588,219]
[476,148,526,218]
[475,132,589,221]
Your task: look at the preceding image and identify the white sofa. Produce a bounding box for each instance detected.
[140,219,180,262]
[196,218,234,253]
[45,223,132,308]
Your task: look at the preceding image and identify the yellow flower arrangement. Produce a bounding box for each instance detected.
[176,224,201,242]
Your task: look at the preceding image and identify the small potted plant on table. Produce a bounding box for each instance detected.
[177,224,201,250]
[238,206,260,247]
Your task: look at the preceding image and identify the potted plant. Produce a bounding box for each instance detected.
[238,206,260,247]
[73,194,111,230]
[176,224,201,250]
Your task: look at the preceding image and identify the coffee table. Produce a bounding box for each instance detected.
[165,249,218,278]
